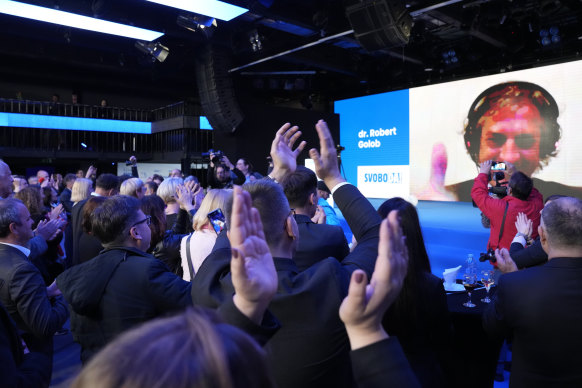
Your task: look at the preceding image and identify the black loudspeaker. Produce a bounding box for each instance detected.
[345,0,412,51]
[195,44,244,133]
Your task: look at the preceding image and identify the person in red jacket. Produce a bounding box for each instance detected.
[471,160,543,250]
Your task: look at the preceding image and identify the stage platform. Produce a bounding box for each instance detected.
[336,199,494,279]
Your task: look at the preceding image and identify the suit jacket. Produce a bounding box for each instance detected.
[293,213,349,271]
[483,257,582,387]
[509,237,548,269]
[192,184,382,388]
[0,301,51,388]
[0,244,68,339]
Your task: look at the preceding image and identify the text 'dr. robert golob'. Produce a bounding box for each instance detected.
[357,165,410,199]
[357,127,397,149]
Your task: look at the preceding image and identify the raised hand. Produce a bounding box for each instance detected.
[269,123,307,182]
[49,203,64,221]
[175,184,194,212]
[479,160,493,175]
[339,210,408,350]
[515,212,532,237]
[229,186,277,324]
[495,248,518,273]
[309,120,345,190]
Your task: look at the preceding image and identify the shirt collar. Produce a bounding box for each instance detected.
[0,242,31,258]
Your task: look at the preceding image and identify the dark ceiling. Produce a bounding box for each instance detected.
[1,0,581,107]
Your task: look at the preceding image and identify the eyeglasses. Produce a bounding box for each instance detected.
[131,215,151,228]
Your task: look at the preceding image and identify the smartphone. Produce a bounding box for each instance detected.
[491,161,506,170]
[207,208,226,235]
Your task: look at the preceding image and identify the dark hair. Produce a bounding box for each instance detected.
[145,181,158,194]
[152,174,164,183]
[280,166,317,208]
[0,198,24,238]
[64,173,77,185]
[42,186,55,208]
[72,307,275,388]
[95,173,119,192]
[82,197,107,234]
[463,81,561,169]
[91,195,141,246]
[140,195,167,248]
[243,180,290,248]
[238,158,254,172]
[377,198,432,329]
[508,171,533,200]
[541,197,582,248]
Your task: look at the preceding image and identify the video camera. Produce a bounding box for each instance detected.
[201,149,224,165]
[479,248,496,263]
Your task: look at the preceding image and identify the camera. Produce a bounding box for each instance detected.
[125,161,135,166]
[479,248,496,263]
[202,149,224,165]
[488,171,508,198]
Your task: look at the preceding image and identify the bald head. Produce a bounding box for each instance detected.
[540,197,582,253]
[0,161,14,199]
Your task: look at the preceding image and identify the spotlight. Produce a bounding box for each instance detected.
[177,13,217,32]
[441,49,459,66]
[135,41,170,62]
[248,29,263,52]
[539,26,561,47]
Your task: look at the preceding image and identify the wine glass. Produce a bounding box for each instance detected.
[462,272,478,308]
[480,270,495,303]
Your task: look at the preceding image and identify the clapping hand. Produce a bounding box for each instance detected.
[229,186,277,324]
[515,212,532,237]
[269,123,307,182]
[311,205,326,224]
[49,203,64,221]
[339,210,408,350]
[310,120,345,190]
[494,248,518,274]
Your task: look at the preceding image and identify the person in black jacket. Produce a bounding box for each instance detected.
[207,152,245,189]
[0,301,52,388]
[280,166,349,271]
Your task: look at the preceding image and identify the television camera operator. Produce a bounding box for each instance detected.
[205,150,245,189]
[471,160,543,258]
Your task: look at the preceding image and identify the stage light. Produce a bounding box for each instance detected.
[0,0,163,41]
[81,142,88,148]
[135,41,170,62]
[145,0,247,21]
[177,13,216,32]
[248,29,263,52]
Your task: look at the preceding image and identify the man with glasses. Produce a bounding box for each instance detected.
[56,195,192,363]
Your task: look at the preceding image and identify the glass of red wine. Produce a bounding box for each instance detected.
[462,272,478,308]
[480,270,495,303]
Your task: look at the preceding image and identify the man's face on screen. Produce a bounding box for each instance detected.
[477,97,542,176]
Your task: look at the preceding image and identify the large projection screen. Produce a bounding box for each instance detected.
[335,60,582,201]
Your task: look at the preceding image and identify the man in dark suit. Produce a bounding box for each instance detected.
[192,120,385,388]
[0,198,69,384]
[70,173,118,266]
[281,166,349,271]
[483,196,582,387]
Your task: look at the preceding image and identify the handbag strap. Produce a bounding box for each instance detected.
[185,234,194,280]
[497,202,509,248]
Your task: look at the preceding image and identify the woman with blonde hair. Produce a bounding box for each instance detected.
[120,177,146,199]
[180,189,232,280]
[70,178,93,204]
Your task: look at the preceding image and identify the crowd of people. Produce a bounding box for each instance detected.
[0,118,581,388]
